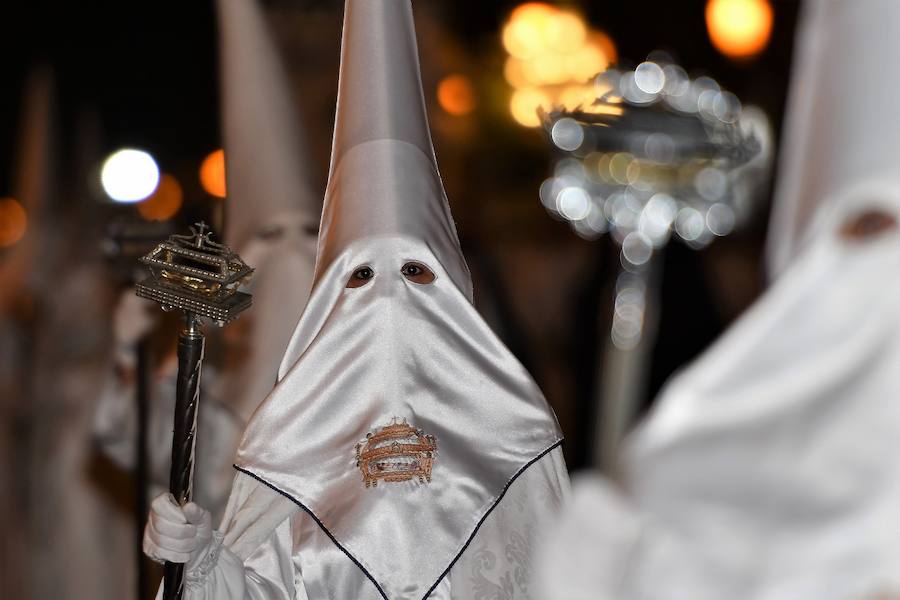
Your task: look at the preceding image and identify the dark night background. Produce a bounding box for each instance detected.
[0,0,801,469]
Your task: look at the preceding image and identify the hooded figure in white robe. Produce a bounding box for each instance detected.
[94,0,320,520]
[0,69,51,600]
[535,1,900,598]
[142,1,569,598]
[15,74,138,600]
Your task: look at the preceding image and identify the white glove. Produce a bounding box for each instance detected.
[143,493,213,568]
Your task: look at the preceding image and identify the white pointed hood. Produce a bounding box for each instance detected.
[538,2,900,595]
[766,0,900,277]
[234,1,563,598]
[536,5,900,596]
[215,0,320,422]
[218,0,320,251]
[312,0,472,301]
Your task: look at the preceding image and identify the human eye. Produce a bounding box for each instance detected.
[400,261,435,284]
[346,266,375,288]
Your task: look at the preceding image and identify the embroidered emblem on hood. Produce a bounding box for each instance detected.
[355,418,437,487]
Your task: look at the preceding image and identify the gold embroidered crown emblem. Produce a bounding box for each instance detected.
[355,418,437,488]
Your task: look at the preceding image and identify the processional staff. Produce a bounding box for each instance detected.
[135,222,253,600]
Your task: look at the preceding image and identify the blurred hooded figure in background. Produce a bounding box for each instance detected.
[0,69,51,600]
[15,73,135,600]
[142,0,569,598]
[94,0,320,521]
[535,1,900,598]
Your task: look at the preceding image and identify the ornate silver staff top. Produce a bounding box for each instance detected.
[136,221,253,325]
[538,55,767,470]
[134,221,253,600]
[539,54,764,249]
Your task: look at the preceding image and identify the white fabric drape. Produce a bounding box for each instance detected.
[168,447,568,600]
[537,194,900,599]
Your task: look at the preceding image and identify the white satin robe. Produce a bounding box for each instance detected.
[170,446,568,600]
[535,196,900,599]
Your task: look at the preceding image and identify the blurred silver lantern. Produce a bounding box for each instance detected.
[540,53,771,470]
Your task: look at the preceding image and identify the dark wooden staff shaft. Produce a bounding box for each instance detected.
[163,313,205,600]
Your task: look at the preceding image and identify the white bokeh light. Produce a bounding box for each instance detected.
[639,193,677,246]
[695,166,728,201]
[551,117,585,151]
[101,149,160,203]
[557,186,592,220]
[621,231,654,267]
[707,203,736,236]
[675,206,706,241]
[634,61,665,94]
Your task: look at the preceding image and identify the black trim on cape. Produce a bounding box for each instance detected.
[233,438,563,600]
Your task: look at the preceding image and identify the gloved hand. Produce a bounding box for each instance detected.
[143,493,213,568]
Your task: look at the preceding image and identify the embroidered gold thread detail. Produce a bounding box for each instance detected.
[355,418,437,488]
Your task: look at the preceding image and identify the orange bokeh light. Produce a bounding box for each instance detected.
[437,74,476,116]
[509,87,552,128]
[200,149,227,198]
[706,0,773,60]
[501,3,617,127]
[0,197,27,248]
[138,174,183,221]
[509,2,555,23]
[503,3,557,59]
[591,30,617,65]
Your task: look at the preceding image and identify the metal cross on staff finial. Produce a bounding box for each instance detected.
[192,222,209,247]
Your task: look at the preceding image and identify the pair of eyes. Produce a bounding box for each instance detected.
[346,262,436,288]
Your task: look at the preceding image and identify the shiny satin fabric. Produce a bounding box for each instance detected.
[286,141,471,367]
[315,0,472,301]
[178,446,568,600]
[233,0,564,596]
[536,195,900,598]
[235,225,562,597]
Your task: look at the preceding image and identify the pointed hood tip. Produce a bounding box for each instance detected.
[216,0,321,251]
[317,0,472,299]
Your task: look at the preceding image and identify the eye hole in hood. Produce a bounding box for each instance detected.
[401,261,435,284]
[346,265,375,288]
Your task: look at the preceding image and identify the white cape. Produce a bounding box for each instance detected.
[168,446,568,599]
[536,196,900,598]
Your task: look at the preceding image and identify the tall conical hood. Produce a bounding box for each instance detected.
[234,2,563,597]
[215,0,320,422]
[217,0,319,252]
[316,0,472,299]
[767,0,900,276]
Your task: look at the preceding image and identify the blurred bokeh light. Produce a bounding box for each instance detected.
[199,148,227,198]
[502,2,616,127]
[0,197,27,247]
[100,148,161,203]
[137,173,183,221]
[706,0,774,60]
[437,74,476,116]
[510,87,552,127]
